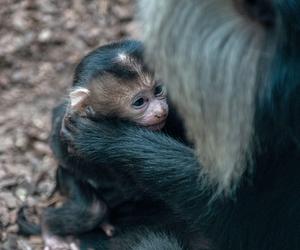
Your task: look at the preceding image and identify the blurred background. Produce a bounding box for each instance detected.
[0,0,138,249]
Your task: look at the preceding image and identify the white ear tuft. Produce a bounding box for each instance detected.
[69,87,90,107]
[118,53,128,62]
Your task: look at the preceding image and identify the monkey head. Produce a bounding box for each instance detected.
[68,73,168,131]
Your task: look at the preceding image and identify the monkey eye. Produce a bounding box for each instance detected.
[132,97,146,108]
[154,85,164,96]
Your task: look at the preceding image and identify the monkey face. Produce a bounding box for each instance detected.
[68,40,170,132]
[130,83,169,130]
[68,80,169,131]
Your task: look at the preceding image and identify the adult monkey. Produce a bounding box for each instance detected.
[62,0,300,250]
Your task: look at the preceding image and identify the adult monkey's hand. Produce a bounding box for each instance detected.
[61,112,206,221]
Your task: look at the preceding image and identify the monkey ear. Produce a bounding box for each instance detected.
[69,87,90,108]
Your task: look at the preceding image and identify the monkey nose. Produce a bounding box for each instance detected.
[155,111,167,120]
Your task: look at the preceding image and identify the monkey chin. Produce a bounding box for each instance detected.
[145,120,166,131]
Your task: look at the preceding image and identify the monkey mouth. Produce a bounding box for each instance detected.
[145,120,166,131]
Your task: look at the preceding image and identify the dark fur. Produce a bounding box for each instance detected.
[46,40,154,237]
[18,40,189,244]
[73,40,144,87]
[60,0,300,250]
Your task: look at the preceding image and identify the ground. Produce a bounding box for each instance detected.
[0,0,137,249]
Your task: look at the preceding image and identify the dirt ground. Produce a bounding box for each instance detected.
[0,0,138,249]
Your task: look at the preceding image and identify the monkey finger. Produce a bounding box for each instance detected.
[60,122,76,153]
[62,114,78,133]
[60,113,81,138]
[100,222,116,237]
[60,122,72,141]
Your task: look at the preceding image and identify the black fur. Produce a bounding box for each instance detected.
[43,40,153,238]
[73,40,144,86]
[17,39,190,246]
[43,167,108,235]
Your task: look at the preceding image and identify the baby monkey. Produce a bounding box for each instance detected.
[42,40,169,249]
[68,56,168,130]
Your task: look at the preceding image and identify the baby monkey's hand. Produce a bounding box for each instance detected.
[60,111,108,157]
[60,105,138,167]
[60,112,81,155]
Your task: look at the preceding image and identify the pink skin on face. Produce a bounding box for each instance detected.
[138,99,169,130]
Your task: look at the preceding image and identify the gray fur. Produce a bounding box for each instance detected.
[139,0,274,194]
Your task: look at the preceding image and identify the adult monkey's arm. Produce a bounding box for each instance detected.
[62,116,209,222]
